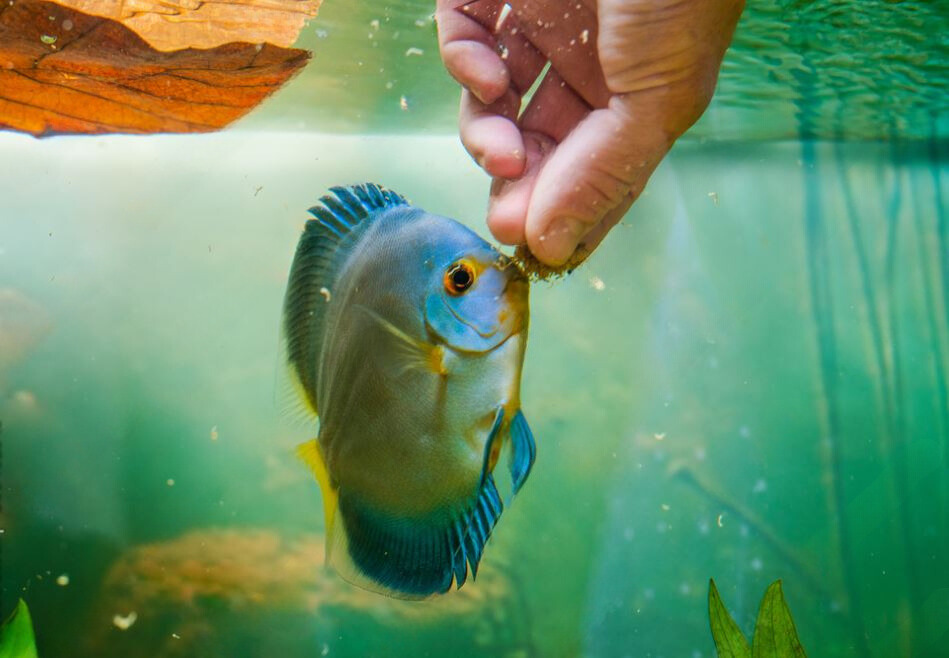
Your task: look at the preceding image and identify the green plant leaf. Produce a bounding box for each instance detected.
[0,600,38,658]
[752,580,807,658]
[709,579,752,658]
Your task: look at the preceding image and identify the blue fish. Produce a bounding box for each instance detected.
[281,183,536,599]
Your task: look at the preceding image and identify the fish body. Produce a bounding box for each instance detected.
[282,183,535,599]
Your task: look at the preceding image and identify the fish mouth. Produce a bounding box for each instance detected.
[498,274,529,335]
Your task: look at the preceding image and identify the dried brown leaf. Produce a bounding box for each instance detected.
[55,0,320,51]
[0,0,310,137]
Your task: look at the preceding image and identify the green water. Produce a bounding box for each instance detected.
[1,1,947,658]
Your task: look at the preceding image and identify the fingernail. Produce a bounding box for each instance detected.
[538,217,585,265]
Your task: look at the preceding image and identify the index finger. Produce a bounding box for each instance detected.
[435,0,510,104]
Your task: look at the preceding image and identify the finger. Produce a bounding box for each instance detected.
[575,194,634,255]
[492,12,548,94]
[519,67,591,144]
[459,89,526,179]
[486,131,556,244]
[506,0,611,107]
[524,98,669,265]
[436,0,509,104]
[482,69,588,244]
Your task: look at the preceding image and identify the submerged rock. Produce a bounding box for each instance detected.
[85,528,533,658]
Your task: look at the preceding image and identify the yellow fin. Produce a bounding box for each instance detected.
[296,440,338,543]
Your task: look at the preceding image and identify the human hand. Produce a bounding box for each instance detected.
[435,0,745,266]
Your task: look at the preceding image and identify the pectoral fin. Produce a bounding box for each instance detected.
[356,305,446,376]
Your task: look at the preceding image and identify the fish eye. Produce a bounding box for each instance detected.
[444,261,476,295]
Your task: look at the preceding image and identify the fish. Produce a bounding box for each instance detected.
[281,183,536,599]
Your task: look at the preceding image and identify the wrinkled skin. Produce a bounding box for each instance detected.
[436,0,745,265]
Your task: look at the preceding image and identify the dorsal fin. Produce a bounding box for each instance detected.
[280,183,408,417]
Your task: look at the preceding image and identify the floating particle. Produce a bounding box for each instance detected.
[414,18,428,27]
[40,34,57,45]
[716,513,724,527]
[708,191,719,205]
[399,95,409,111]
[750,557,763,571]
[498,44,509,60]
[369,19,380,30]
[210,425,219,441]
[62,19,73,30]
[113,612,137,630]
[589,275,605,291]
[166,478,175,487]
[579,29,589,44]
[404,47,424,56]
[679,582,691,595]
[321,644,330,656]
[315,29,328,38]
[172,633,181,640]
[660,503,670,511]
[694,446,706,461]
[56,574,69,586]
[752,478,767,494]
[653,432,666,441]
[319,287,332,302]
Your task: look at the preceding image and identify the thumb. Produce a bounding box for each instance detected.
[524,99,669,265]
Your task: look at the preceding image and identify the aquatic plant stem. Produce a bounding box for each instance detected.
[800,138,870,657]
[837,141,918,651]
[880,141,921,652]
[910,158,949,567]
[928,126,949,478]
[930,122,949,363]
